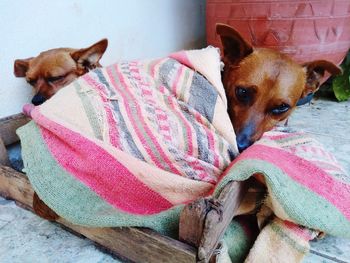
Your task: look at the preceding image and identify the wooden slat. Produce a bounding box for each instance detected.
[197,181,248,262]
[179,198,207,248]
[0,137,10,166]
[0,165,196,262]
[0,165,34,207]
[0,113,30,146]
[59,223,196,263]
[179,180,248,263]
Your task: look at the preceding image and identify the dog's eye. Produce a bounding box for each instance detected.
[47,76,64,83]
[235,86,251,104]
[27,79,37,85]
[271,103,290,115]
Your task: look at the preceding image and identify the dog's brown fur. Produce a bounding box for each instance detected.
[216,24,342,151]
[14,39,108,105]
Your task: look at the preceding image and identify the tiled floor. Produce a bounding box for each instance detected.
[0,98,349,263]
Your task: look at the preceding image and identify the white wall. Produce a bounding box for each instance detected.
[0,0,206,118]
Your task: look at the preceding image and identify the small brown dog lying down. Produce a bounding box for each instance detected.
[14,39,108,105]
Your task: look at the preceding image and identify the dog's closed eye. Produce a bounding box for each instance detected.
[27,78,37,86]
[270,103,290,115]
[47,75,65,83]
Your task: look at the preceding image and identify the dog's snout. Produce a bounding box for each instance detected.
[236,124,255,152]
[236,133,253,152]
[31,93,46,106]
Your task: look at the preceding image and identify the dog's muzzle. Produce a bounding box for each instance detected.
[31,93,46,106]
[236,133,254,153]
[236,123,255,152]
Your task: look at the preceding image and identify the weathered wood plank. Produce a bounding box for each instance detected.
[0,165,34,207]
[179,198,207,248]
[33,191,60,220]
[0,137,10,166]
[0,113,30,146]
[180,180,248,263]
[0,165,196,262]
[59,222,196,263]
[197,181,248,262]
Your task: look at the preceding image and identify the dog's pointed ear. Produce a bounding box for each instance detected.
[71,38,108,70]
[216,23,253,65]
[301,60,342,97]
[14,57,33,77]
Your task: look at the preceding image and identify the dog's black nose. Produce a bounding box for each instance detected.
[236,133,253,153]
[31,93,46,106]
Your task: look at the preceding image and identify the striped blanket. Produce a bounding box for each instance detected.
[17,47,350,262]
[221,127,350,261]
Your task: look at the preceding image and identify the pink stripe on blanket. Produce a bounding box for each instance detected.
[193,110,219,168]
[150,59,163,78]
[234,144,350,220]
[172,65,185,95]
[169,51,194,69]
[262,132,303,141]
[31,109,173,215]
[167,96,194,156]
[82,74,121,148]
[282,220,314,241]
[207,129,219,168]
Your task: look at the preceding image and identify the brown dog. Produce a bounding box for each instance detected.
[216,24,341,152]
[14,39,108,105]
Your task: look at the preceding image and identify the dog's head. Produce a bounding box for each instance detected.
[216,24,342,152]
[14,39,108,105]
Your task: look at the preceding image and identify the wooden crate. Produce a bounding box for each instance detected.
[0,113,246,263]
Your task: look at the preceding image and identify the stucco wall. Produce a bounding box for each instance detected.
[0,0,206,117]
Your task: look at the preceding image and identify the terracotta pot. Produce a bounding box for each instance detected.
[206,0,350,65]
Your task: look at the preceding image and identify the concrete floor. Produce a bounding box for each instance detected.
[290,98,350,263]
[0,98,349,263]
